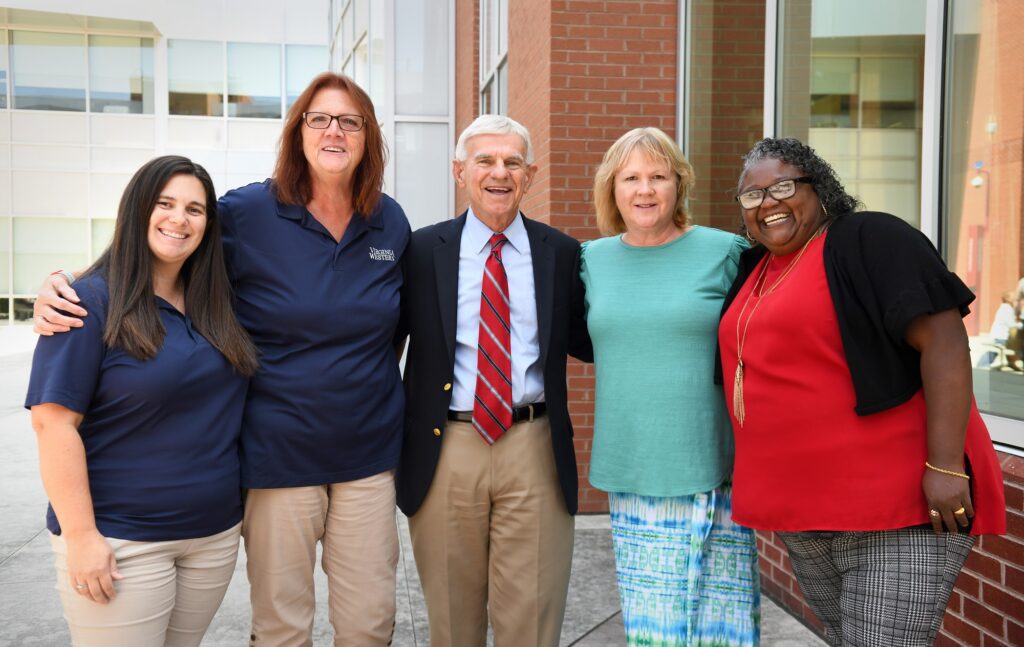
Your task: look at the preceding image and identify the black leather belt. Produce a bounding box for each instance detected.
[447,402,547,424]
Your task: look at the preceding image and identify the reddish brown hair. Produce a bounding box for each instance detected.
[272,72,386,217]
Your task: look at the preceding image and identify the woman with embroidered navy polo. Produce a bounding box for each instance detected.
[34,73,411,645]
[27,155,259,646]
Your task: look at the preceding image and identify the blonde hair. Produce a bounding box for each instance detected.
[593,127,695,236]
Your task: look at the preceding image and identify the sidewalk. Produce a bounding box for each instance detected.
[0,343,824,645]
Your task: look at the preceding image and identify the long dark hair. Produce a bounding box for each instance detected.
[84,155,258,375]
[739,137,860,223]
[273,72,386,217]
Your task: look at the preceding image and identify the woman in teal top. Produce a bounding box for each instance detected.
[582,127,759,646]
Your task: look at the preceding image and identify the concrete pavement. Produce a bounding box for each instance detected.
[0,337,824,646]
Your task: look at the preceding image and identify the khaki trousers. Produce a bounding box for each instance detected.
[242,470,399,646]
[409,417,574,647]
[50,522,240,647]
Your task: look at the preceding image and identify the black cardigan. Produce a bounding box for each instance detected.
[717,211,975,416]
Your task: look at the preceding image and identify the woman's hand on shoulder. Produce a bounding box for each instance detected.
[63,528,123,604]
[33,273,87,336]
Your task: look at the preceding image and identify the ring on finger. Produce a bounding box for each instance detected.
[929,509,940,518]
[74,583,87,590]
[953,506,966,516]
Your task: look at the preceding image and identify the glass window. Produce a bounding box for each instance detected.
[944,1,1024,433]
[286,45,327,109]
[777,0,925,227]
[11,30,86,111]
[89,35,154,114]
[395,0,449,116]
[228,43,281,119]
[353,37,369,88]
[1,30,8,110]
[684,0,766,232]
[480,0,508,115]
[168,40,224,117]
[13,218,88,294]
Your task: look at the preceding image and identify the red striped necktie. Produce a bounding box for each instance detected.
[472,233,513,444]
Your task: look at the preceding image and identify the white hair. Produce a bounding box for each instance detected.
[454,114,534,163]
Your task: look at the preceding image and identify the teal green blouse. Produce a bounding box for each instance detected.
[581,226,747,496]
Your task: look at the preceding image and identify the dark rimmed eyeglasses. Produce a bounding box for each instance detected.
[735,177,813,209]
[302,112,366,132]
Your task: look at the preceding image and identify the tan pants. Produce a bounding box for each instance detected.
[409,417,574,647]
[50,523,240,647]
[242,470,399,646]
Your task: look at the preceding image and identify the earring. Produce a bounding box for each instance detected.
[744,231,756,243]
[822,203,830,219]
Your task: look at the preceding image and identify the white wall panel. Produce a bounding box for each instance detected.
[12,143,89,171]
[226,150,276,176]
[12,171,89,216]
[0,113,10,142]
[11,111,87,144]
[88,172,132,217]
[91,147,156,173]
[0,171,10,214]
[91,114,156,147]
[227,120,282,151]
[167,118,226,149]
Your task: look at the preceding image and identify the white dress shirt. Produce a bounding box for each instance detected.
[449,208,544,410]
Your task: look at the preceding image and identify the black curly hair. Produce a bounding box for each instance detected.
[739,137,860,222]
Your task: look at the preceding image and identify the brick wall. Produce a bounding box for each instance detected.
[757,453,1024,646]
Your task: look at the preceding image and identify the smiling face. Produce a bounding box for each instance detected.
[740,157,826,256]
[301,87,366,184]
[453,133,537,232]
[613,150,679,236]
[147,174,208,274]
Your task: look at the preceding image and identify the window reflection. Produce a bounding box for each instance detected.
[89,35,154,114]
[945,1,1024,422]
[286,45,327,109]
[11,30,86,111]
[1,30,7,109]
[778,0,925,226]
[169,40,223,116]
[228,43,281,119]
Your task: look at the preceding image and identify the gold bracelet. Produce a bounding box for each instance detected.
[925,461,969,480]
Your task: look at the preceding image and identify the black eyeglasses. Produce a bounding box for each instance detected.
[736,177,813,209]
[302,112,366,132]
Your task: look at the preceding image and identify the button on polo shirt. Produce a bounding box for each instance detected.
[218,181,410,488]
[26,274,249,541]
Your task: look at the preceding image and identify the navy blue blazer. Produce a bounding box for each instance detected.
[396,212,593,516]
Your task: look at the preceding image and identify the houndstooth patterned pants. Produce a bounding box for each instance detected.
[778,528,974,647]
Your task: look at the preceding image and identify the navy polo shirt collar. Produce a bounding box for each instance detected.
[276,199,386,231]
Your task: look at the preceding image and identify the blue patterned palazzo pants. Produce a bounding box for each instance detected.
[608,486,761,647]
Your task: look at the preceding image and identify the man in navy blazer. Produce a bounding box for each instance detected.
[396,115,592,647]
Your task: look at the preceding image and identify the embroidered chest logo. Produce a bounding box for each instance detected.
[368,246,396,262]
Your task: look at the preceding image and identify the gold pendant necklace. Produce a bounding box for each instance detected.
[732,227,824,426]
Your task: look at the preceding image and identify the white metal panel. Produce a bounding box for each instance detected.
[11,111,88,144]
[12,170,89,216]
[918,0,944,244]
[12,143,90,171]
[91,114,156,147]
[225,150,276,176]
[88,172,132,217]
[226,119,282,151]
[167,118,227,149]
[0,171,10,214]
[91,146,157,172]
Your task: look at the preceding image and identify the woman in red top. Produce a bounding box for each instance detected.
[718,137,1006,646]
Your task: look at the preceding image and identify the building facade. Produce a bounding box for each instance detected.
[0,0,329,323]
[331,1,1023,644]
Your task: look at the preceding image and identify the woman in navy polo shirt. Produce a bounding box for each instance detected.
[27,155,259,646]
[35,74,411,645]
